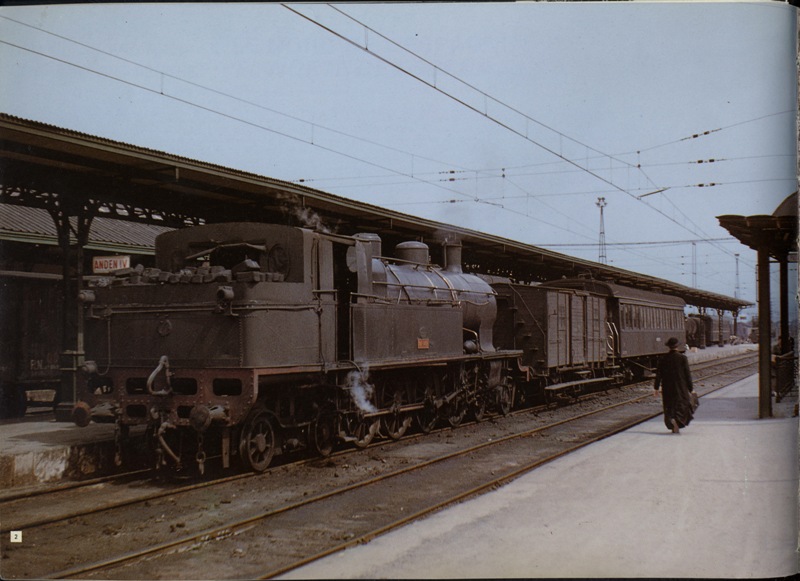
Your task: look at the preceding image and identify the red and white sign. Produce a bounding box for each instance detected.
[93,255,130,274]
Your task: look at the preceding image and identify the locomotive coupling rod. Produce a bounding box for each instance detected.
[361,402,426,418]
[442,388,465,405]
[147,355,173,396]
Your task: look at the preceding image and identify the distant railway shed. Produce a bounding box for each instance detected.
[0,113,751,417]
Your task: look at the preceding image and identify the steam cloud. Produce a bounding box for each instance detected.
[345,368,377,413]
[295,206,331,234]
[278,193,334,234]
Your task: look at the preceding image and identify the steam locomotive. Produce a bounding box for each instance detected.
[72,223,685,473]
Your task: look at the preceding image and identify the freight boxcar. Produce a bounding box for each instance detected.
[539,279,686,380]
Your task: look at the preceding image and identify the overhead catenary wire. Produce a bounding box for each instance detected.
[284,4,643,188]
[317,4,791,271]
[0,12,621,241]
[635,110,795,154]
[0,17,637,252]
[535,237,738,248]
[297,153,793,186]
[0,13,476,178]
[283,3,776,266]
[1,12,769,296]
[0,15,662,251]
[0,37,514,213]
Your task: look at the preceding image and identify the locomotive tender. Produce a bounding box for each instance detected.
[72,222,685,473]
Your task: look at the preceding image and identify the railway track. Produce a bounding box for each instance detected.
[0,352,757,580]
[0,350,757,532]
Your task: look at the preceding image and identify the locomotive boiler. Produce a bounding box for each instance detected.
[73,223,517,472]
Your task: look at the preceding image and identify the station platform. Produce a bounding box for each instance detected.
[0,417,124,491]
[0,343,763,493]
[281,373,799,580]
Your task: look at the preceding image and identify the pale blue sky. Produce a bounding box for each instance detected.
[0,1,796,309]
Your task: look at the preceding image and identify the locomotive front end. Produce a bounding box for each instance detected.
[74,223,325,472]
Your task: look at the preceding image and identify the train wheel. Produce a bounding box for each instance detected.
[496,382,513,416]
[414,376,439,434]
[446,397,467,428]
[383,413,412,440]
[238,407,276,473]
[382,386,412,440]
[416,403,437,434]
[472,397,487,422]
[352,419,380,449]
[311,413,335,457]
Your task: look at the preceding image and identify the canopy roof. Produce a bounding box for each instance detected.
[717,192,797,261]
[0,113,751,311]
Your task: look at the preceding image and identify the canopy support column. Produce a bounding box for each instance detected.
[779,257,790,355]
[757,247,772,419]
[50,198,96,421]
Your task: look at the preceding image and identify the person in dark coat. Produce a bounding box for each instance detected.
[653,336,695,434]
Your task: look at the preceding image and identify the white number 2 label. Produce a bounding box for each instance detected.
[10,531,22,543]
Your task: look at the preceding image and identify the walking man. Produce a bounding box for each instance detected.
[653,336,695,434]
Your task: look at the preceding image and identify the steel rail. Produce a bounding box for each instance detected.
[46,357,757,580]
[257,358,759,579]
[1,351,756,532]
[0,468,150,505]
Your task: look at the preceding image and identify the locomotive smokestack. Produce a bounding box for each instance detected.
[443,241,463,273]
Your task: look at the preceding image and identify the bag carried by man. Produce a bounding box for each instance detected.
[689,391,699,412]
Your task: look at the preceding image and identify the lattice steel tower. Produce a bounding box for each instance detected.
[596,197,608,264]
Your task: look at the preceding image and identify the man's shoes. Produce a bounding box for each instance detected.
[671,418,680,434]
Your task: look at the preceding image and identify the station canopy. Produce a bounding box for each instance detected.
[717,192,797,262]
[1,113,751,312]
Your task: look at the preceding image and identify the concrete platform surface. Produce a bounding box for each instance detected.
[0,419,119,490]
[281,374,799,580]
[683,342,757,364]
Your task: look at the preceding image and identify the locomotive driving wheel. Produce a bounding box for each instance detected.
[416,401,437,434]
[238,406,276,473]
[352,418,380,449]
[382,387,411,440]
[472,396,487,422]
[414,376,439,434]
[311,412,336,457]
[496,381,513,416]
[446,396,467,428]
[383,413,412,440]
